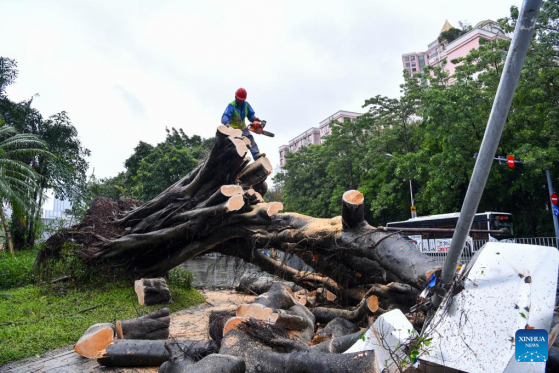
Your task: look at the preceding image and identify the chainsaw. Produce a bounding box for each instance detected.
[248,120,275,137]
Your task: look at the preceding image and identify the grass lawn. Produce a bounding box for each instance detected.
[0,250,205,365]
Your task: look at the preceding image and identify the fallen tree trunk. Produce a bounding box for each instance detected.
[116,307,170,340]
[183,354,246,373]
[310,331,363,353]
[312,295,379,324]
[41,126,439,310]
[221,329,377,373]
[97,339,217,367]
[314,317,359,343]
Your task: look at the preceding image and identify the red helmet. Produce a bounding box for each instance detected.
[235,88,247,101]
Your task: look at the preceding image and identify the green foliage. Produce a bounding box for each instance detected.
[168,266,194,289]
[398,334,432,369]
[0,281,204,364]
[85,127,213,205]
[277,3,559,236]
[0,123,45,212]
[0,247,38,289]
[0,57,90,250]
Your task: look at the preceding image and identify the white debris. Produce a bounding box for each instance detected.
[421,243,558,373]
[345,309,416,371]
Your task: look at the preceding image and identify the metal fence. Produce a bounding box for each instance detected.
[514,237,559,248]
[423,238,558,265]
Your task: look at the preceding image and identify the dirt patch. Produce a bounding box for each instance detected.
[170,289,256,340]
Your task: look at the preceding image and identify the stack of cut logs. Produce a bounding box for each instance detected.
[74,280,383,373]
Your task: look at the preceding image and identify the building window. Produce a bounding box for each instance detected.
[308,135,312,142]
[412,68,417,72]
[405,63,410,67]
[418,56,425,68]
[404,56,409,61]
[412,62,416,67]
[411,56,415,60]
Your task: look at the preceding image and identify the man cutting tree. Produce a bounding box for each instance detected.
[221,87,265,160]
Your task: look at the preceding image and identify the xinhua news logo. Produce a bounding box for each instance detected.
[515,329,548,362]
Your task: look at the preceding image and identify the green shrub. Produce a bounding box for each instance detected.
[0,248,38,290]
[168,266,194,289]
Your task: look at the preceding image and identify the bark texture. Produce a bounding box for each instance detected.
[116,307,170,340]
[41,126,439,310]
[134,278,171,306]
[97,339,216,367]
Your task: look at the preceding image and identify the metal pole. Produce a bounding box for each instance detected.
[545,169,559,242]
[409,179,417,218]
[436,0,542,297]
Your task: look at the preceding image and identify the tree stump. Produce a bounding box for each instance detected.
[135,278,171,306]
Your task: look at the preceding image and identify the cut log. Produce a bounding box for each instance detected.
[236,303,273,321]
[116,307,170,340]
[221,329,376,373]
[223,316,248,337]
[283,304,316,344]
[341,190,364,230]
[311,331,363,353]
[74,323,115,358]
[185,354,246,373]
[198,184,244,208]
[312,295,379,324]
[97,339,168,367]
[208,309,236,344]
[252,282,296,310]
[266,202,283,216]
[235,274,303,295]
[317,287,337,302]
[134,278,171,306]
[253,180,268,197]
[315,317,359,341]
[159,356,194,373]
[237,156,273,187]
[235,275,274,295]
[97,339,216,367]
[269,309,309,331]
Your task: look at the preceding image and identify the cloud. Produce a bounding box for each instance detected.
[0,0,521,180]
[114,85,145,115]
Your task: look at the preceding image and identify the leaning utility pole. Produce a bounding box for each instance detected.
[433,0,543,307]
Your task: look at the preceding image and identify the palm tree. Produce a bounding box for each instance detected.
[0,121,47,256]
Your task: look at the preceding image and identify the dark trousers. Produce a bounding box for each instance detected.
[242,129,261,160]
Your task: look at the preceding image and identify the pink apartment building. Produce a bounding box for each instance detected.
[403,20,509,80]
[278,110,361,168]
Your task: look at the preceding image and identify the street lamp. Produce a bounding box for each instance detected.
[386,153,416,218]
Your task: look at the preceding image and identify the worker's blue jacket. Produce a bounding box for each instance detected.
[221,100,256,130]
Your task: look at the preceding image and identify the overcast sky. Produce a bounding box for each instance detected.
[2,0,521,191]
